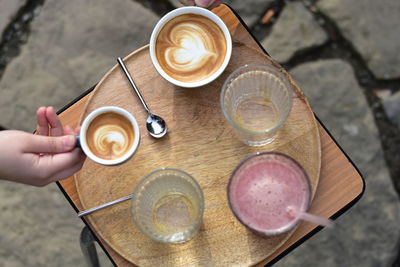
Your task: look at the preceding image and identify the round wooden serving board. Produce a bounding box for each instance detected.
[74,43,321,266]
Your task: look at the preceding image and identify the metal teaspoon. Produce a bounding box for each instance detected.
[117,57,167,138]
[77,195,133,217]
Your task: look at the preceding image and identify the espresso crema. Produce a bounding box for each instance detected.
[86,112,134,160]
[155,14,227,83]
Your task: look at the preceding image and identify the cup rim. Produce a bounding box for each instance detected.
[131,168,205,243]
[220,63,294,136]
[227,152,311,236]
[149,6,232,88]
[80,106,140,166]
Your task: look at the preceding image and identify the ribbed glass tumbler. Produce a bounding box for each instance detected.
[220,64,293,146]
[131,168,204,243]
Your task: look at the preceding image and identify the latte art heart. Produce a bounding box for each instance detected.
[93,125,130,158]
[164,24,216,73]
[156,14,227,83]
[86,112,135,160]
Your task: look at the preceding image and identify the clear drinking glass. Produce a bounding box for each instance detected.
[220,64,293,146]
[131,168,204,243]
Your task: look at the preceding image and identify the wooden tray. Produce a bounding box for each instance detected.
[74,42,321,266]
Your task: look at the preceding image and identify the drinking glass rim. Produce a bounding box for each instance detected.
[220,63,294,135]
[131,168,205,243]
[227,151,312,236]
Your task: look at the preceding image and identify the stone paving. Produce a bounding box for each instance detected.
[0,0,26,35]
[316,0,400,80]
[0,0,399,266]
[280,60,399,266]
[262,1,328,63]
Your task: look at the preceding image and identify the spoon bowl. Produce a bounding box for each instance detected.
[147,113,167,138]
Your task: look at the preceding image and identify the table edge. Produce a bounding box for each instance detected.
[223,4,366,266]
[55,84,119,267]
[55,4,366,266]
[224,5,366,191]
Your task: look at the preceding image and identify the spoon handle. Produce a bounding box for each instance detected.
[117,57,150,113]
[77,195,133,217]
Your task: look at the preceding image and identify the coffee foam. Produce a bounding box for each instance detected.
[86,112,134,160]
[155,14,227,83]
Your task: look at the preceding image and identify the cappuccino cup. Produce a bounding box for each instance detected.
[79,106,140,166]
[150,7,232,88]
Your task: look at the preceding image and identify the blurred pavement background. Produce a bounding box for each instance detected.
[0,0,399,266]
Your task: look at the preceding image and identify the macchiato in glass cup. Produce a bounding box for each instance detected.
[79,106,140,166]
[150,7,232,88]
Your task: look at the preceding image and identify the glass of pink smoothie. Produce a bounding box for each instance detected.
[228,152,311,236]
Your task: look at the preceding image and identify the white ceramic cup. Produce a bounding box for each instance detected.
[149,6,232,88]
[79,106,140,166]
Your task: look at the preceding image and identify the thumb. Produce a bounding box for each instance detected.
[23,134,77,153]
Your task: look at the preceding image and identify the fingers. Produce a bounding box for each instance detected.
[30,107,100,185]
[74,126,81,135]
[36,106,66,137]
[36,107,49,136]
[49,151,86,182]
[64,126,80,137]
[179,0,195,6]
[209,0,222,9]
[194,0,216,8]
[180,0,221,8]
[34,148,86,184]
[46,107,64,136]
[63,125,75,135]
[23,134,76,154]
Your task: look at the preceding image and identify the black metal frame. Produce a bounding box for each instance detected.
[80,226,100,267]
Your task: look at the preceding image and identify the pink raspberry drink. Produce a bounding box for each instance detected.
[228,152,311,235]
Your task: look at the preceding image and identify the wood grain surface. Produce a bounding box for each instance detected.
[57,4,364,266]
[73,40,321,265]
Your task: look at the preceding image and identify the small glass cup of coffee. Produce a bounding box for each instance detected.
[149,6,232,88]
[131,168,204,243]
[79,106,140,166]
[220,64,294,146]
[227,152,311,236]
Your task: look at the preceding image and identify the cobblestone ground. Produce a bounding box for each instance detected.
[0,0,399,266]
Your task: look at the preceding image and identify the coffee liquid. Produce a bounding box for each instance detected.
[86,112,134,160]
[155,14,227,83]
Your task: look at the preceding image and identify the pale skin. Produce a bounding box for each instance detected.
[179,0,222,9]
[0,1,219,187]
[0,107,85,187]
